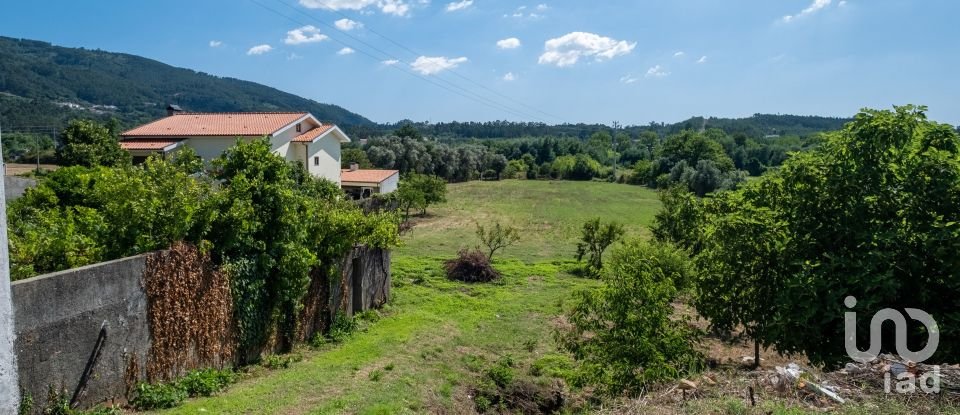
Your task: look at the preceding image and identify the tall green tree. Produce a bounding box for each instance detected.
[56,119,129,167]
[688,105,960,367]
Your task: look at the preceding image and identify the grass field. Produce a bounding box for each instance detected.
[153,180,624,414]
[396,180,661,262]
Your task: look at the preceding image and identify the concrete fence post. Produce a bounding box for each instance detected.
[0,123,21,410]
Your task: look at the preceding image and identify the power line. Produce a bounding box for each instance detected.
[248,0,553,123]
[287,0,564,122]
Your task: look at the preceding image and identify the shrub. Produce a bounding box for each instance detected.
[130,382,187,410]
[559,239,702,395]
[485,358,515,389]
[444,249,501,283]
[530,354,575,379]
[178,368,235,397]
[328,312,358,343]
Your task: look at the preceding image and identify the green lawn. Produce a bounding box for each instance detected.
[396,180,662,262]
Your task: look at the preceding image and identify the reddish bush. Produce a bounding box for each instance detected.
[444,249,500,283]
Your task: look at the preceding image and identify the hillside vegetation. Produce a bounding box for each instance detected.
[0,36,372,130]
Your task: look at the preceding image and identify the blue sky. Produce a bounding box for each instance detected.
[2,0,958,125]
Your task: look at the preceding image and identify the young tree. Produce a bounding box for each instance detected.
[576,218,625,274]
[475,222,520,261]
[56,119,129,167]
[695,198,786,368]
[559,239,701,395]
[395,173,447,219]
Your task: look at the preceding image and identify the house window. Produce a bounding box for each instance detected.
[314,156,320,166]
[296,123,302,133]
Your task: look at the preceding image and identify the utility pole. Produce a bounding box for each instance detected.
[0,120,20,410]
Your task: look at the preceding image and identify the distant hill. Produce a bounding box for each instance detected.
[354,113,853,141]
[0,36,373,132]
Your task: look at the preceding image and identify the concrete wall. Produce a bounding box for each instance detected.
[1,165,21,412]
[4,176,37,202]
[11,245,391,410]
[12,255,150,409]
[379,173,399,194]
[331,246,391,317]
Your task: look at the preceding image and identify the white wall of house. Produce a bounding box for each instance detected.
[380,173,399,193]
[308,134,342,185]
[186,136,257,161]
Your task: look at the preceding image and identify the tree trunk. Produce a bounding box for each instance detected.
[753,339,761,370]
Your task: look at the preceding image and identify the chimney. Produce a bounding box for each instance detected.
[166,104,183,117]
[349,163,359,171]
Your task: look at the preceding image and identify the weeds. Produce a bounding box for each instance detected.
[261,354,302,370]
[130,368,236,410]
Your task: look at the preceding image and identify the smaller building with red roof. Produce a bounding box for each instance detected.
[340,165,400,199]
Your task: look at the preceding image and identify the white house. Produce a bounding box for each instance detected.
[119,108,350,185]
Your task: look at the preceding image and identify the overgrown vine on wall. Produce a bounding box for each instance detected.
[144,242,234,381]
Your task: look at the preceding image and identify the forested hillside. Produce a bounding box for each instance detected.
[0,36,372,130]
[348,113,852,141]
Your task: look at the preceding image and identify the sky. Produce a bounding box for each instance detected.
[1,0,958,125]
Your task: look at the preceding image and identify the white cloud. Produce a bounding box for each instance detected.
[379,0,410,16]
[503,72,517,81]
[673,51,684,57]
[782,0,832,23]
[838,0,847,6]
[645,65,670,78]
[285,25,329,45]
[496,37,521,49]
[382,59,401,66]
[287,53,303,60]
[697,55,707,64]
[335,18,364,31]
[506,5,545,19]
[299,0,410,17]
[337,47,355,55]
[538,32,636,67]
[209,40,223,48]
[411,56,468,75]
[445,0,472,12]
[247,44,274,55]
[619,74,638,84]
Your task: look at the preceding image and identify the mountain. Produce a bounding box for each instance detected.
[0,36,373,132]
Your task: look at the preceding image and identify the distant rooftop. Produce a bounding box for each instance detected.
[120,112,309,138]
[341,169,399,184]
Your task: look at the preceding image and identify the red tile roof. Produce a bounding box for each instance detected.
[120,112,308,138]
[119,139,182,150]
[291,125,335,142]
[340,169,399,184]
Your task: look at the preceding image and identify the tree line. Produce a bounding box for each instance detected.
[342,121,821,195]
